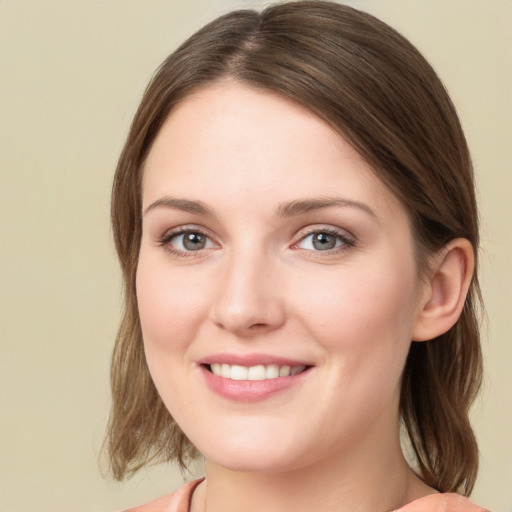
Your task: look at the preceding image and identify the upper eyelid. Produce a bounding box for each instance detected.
[159,224,213,240]
[294,224,355,241]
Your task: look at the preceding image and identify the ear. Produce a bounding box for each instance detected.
[412,238,475,342]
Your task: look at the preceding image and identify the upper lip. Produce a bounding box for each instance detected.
[197,353,313,367]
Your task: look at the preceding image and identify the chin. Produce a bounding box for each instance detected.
[197,430,317,474]
[207,451,307,474]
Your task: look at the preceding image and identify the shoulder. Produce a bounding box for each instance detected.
[123,478,204,512]
[396,492,490,512]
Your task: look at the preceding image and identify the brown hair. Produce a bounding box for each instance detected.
[108,0,482,494]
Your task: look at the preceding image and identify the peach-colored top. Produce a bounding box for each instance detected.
[124,479,490,512]
[124,479,203,512]
[395,491,490,512]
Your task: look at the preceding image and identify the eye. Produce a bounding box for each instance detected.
[158,228,215,255]
[295,229,354,252]
[175,231,210,251]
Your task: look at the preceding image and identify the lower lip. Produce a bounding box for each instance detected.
[200,365,312,402]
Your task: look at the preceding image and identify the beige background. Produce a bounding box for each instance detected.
[1,1,510,511]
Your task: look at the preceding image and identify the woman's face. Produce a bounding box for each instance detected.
[137,82,427,473]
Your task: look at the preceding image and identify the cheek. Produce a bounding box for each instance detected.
[293,256,420,369]
[135,251,211,355]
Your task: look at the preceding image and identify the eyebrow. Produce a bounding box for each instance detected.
[143,195,376,219]
[277,197,376,219]
[144,197,213,216]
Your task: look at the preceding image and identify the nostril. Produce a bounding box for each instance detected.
[249,323,267,329]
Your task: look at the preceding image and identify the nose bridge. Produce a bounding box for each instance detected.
[211,242,284,336]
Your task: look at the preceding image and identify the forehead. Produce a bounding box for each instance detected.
[142,82,404,221]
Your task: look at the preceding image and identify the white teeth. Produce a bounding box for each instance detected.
[221,363,231,378]
[209,363,307,380]
[248,365,266,381]
[279,365,291,377]
[265,364,279,379]
[230,365,248,380]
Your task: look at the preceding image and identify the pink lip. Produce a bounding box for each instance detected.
[197,353,314,402]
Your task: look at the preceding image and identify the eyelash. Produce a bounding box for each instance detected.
[157,226,214,259]
[292,226,356,255]
[156,225,356,258]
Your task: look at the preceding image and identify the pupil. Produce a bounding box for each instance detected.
[183,232,205,250]
[313,233,336,250]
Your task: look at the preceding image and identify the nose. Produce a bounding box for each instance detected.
[210,250,286,337]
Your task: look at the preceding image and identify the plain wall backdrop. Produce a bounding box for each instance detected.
[1,1,510,511]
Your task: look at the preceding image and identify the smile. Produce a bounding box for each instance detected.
[208,363,307,381]
[199,356,313,401]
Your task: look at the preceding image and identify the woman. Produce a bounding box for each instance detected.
[107,2,488,511]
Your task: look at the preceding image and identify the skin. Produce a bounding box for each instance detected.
[136,82,471,512]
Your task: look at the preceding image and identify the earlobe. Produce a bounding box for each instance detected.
[412,238,475,342]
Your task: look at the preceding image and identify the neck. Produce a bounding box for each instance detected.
[193,419,432,512]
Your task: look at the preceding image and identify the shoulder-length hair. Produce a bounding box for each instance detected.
[108,0,482,495]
